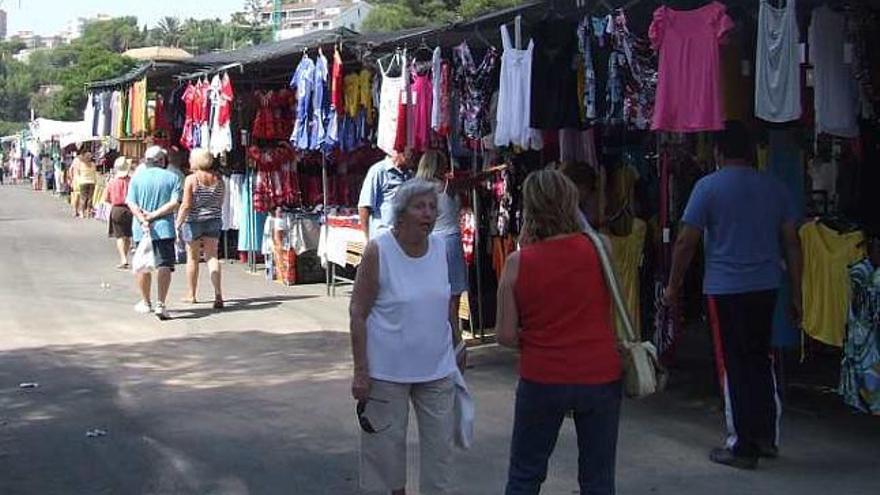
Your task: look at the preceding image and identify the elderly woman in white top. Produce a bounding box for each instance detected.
[350,178,465,495]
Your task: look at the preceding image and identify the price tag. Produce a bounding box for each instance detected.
[799,43,807,64]
[741,60,751,77]
[662,228,671,244]
[806,68,814,88]
[843,43,854,64]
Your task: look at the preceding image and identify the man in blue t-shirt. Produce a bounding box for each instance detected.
[126,146,182,320]
[357,150,412,241]
[664,122,803,470]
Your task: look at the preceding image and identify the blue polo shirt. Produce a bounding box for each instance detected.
[358,158,412,238]
[126,166,182,242]
[681,165,798,295]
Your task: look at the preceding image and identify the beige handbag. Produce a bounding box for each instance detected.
[583,226,666,398]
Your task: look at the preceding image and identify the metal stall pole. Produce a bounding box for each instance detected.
[471,148,485,341]
[322,150,331,296]
[248,169,257,273]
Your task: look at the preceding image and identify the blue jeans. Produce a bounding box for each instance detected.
[505,379,622,495]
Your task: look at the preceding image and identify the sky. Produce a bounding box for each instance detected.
[4,0,247,36]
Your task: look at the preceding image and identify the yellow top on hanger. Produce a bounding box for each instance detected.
[800,221,866,347]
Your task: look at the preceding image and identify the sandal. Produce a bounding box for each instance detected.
[116,263,130,270]
[181,296,197,304]
[213,297,224,310]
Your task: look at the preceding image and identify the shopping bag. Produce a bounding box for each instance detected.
[451,368,474,450]
[132,235,157,274]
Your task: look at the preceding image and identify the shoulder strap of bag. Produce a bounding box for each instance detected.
[582,226,638,345]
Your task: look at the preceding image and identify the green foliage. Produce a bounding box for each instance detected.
[0,13,271,125]
[362,0,523,32]
[0,120,26,136]
[156,17,184,47]
[459,0,522,19]
[361,4,430,32]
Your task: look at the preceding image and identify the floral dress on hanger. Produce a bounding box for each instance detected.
[840,259,880,415]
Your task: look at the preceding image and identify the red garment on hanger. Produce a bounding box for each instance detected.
[393,98,408,152]
[332,48,345,115]
[411,72,433,152]
[218,73,234,126]
[180,83,196,149]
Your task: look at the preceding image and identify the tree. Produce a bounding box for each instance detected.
[156,16,184,47]
[459,0,522,19]
[361,0,522,33]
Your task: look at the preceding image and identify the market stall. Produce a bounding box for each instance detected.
[85,0,880,414]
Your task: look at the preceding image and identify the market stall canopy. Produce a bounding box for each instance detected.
[28,118,97,148]
[187,28,362,68]
[123,46,194,62]
[86,61,189,91]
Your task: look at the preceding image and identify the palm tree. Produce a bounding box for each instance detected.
[156,17,183,47]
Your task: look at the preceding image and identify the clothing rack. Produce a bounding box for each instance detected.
[174,62,244,82]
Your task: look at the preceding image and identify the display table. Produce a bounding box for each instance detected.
[318,214,366,296]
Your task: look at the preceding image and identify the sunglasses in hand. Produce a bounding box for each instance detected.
[356,397,391,434]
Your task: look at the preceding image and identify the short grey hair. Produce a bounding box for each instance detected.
[390,178,438,226]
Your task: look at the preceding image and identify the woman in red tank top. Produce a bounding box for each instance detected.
[496,169,622,495]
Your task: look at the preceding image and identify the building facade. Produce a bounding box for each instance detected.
[258,0,373,40]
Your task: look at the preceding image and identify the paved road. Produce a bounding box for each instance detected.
[1,185,878,495]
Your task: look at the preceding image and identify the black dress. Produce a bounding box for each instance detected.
[530,18,581,130]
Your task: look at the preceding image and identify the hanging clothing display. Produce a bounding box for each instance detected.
[311,51,330,150]
[721,35,753,122]
[209,74,234,157]
[840,259,880,415]
[755,0,801,123]
[331,48,345,115]
[377,52,404,155]
[530,18,580,130]
[453,42,499,142]
[495,24,542,150]
[290,55,316,150]
[609,218,647,339]
[809,5,860,138]
[649,1,733,132]
[411,64,433,153]
[238,169,268,254]
[800,221,866,347]
[766,129,805,348]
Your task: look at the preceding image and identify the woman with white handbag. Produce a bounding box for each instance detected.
[497,169,622,495]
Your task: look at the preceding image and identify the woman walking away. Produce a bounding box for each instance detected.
[497,169,622,495]
[416,150,470,343]
[349,179,466,495]
[72,150,98,218]
[175,149,225,309]
[102,157,134,269]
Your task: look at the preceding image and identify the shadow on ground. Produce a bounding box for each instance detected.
[170,295,320,320]
[0,330,360,495]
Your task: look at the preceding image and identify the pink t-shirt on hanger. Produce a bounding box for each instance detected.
[650,1,734,132]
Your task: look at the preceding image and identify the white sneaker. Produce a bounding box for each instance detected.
[134,301,152,314]
[154,302,169,321]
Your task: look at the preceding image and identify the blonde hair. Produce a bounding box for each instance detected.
[189,149,214,171]
[416,150,446,181]
[521,169,581,241]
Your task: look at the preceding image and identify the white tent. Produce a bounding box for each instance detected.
[28,118,98,149]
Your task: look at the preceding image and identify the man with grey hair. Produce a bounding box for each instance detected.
[358,150,413,241]
[126,146,182,320]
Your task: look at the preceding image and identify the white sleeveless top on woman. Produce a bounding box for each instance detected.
[494,24,542,150]
[433,181,461,237]
[367,231,456,383]
[755,0,801,123]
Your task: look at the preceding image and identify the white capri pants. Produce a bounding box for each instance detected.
[360,376,455,494]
